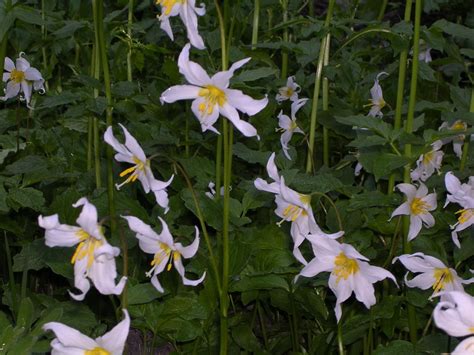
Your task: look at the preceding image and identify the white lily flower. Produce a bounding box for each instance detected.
[390,183,437,241]
[254,153,343,264]
[160,44,268,138]
[123,215,205,293]
[205,181,227,199]
[1,55,44,108]
[104,124,174,213]
[365,72,388,117]
[433,291,474,338]
[453,336,474,354]
[439,120,469,159]
[444,172,474,247]
[393,253,474,295]
[297,237,397,322]
[156,0,206,50]
[43,309,129,355]
[276,76,301,103]
[38,198,127,301]
[410,140,444,182]
[277,98,307,160]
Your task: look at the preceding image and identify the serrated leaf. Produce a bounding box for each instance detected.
[7,187,45,211]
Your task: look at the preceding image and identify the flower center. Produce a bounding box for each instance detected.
[299,194,311,205]
[116,156,148,189]
[432,268,453,293]
[85,347,111,355]
[156,0,184,16]
[410,197,429,215]
[71,231,104,269]
[422,150,435,165]
[456,209,474,224]
[334,252,359,283]
[10,69,25,84]
[451,120,466,131]
[149,243,181,273]
[198,85,227,116]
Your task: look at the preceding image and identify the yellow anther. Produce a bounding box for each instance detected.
[10,69,25,84]
[198,85,226,117]
[156,0,184,16]
[71,237,104,269]
[451,120,466,131]
[85,347,111,355]
[456,209,474,224]
[334,252,359,283]
[119,166,136,177]
[432,268,453,293]
[410,197,429,215]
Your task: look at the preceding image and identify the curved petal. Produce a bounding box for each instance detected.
[21,81,32,105]
[220,103,258,138]
[190,97,220,134]
[453,336,474,354]
[104,126,132,158]
[3,81,20,100]
[89,253,127,296]
[69,258,90,301]
[433,292,474,336]
[42,322,97,350]
[352,272,376,309]
[73,198,102,239]
[159,17,174,40]
[173,256,206,286]
[405,272,435,290]
[96,310,130,354]
[408,216,422,241]
[16,57,30,71]
[175,226,200,258]
[25,67,43,81]
[180,4,205,50]
[225,88,268,116]
[211,58,250,88]
[178,43,210,86]
[4,57,14,72]
[297,257,333,280]
[157,217,175,246]
[160,85,201,104]
[122,216,160,254]
[119,123,146,163]
[254,178,279,194]
[419,212,435,228]
[38,215,82,248]
[396,183,417,198]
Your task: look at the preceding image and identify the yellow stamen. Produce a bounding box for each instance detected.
[422,150,435,165]
[432,268,453,293]
[410,197,429,215]
[198,85,227,117]
[71,233,104,269]
[10,69,25,84]
[156,0,184,16]
[450,120,466,131]
[117,156,147,187]
[334,252,359,283]
[299,194,311,205]
[456,209,474,224]
[119,166,136,177]
[85,347,111,355]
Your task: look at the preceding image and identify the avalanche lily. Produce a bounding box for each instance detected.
[452,337,474,354]
[104,124,174,213]
[276,76,301,103]
[393,253,474,295]
[365,72,388,117]
[433,291,474,338]
[277,98,306,160]
[123,215,206,293]
[410,140,444,182]
[38,198,127,301]
[160,44,268,138]
[439,120,468,159]
[205,181,227,199]
[43,309,129,355]
[390,183,437,241]
[297,237,397,322]
[2,54,44,108]
[156,0,206,50]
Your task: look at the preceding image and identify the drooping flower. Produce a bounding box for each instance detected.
[277,98,307,160]
[1,55,44,108]
[390,183,437,241]
[155,0,206,50]
[160,44,268,138]
[254,153,343,264]
[104,124,174,213]
[453,336,474,354]
[444,172,474,247]
[205,181,227,199]
[365,72,388,117]
[43,309,129,355]
[410,140,444,182]
[123,215,205,293]
[393,253,474,295]
[38,198,127,301]
[276,76,301,103]
[433,291,474,338]
[439,120,469,159]
[296,237,397,322]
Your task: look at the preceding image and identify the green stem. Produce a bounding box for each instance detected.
[41,0,48,91]
[337,317,345,355]
[322,34,331,166]
[377,0,388,22]
[306,0,335,173]
[460,89,474,171]
[281,0,288,79]
[127,0,133,82]
[92,44,102,188]
[257,300,268,349]
[4,232,17,318]
[251,0,260,49]
[93,0,116,236]
[388,0,412,194]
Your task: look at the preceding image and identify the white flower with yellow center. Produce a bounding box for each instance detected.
[296,237,397,322]
[439,120,469,159]
[277,98,306,160]
[390,183,437,241]
[160,44,268,138]
[156,0,206,50]
[254,153,343,264]
[410,140,444,182]
[433,291,474,338]
[43,309,129,355]
[2,55,44,108]
[276,76,301,103]
[104,124,174,213]
[444,172,474,247]
[365,72,388,117]
[38,198,127,301]
[123,215,205,293]
[393,253,474,296]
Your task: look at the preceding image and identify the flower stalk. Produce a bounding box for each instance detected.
[460,88,474,172]
[322,34,331,166]
[281,0,289,79]
[127,0,133,82]
[251,0,260,49]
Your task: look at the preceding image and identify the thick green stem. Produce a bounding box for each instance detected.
[377,0,388,22]
[93,0,116,236]
[460,89,474,171]
[251,0,260,49]
[127,0,133,82]
[337,318,345,355]
[281,0,289,79]
[306,0,335,173]
[388,0,412,194]
[322,35,331,166]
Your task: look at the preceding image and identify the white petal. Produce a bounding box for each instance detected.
[405,272,435,290]
[42,322,97,350]
[433,291,474,337]
[89,253,127,296]
[95,310,130,353]
[69,258,90,301]
[297,257,333,280]
[396,183,417,198]
[104,126,132,158]
[253,178,279,194]
[150,256,169,293]
[190,97,220,134]
[220,103,258,138]
[73,198,102,239]
[390,202,410,219]
[408,216,422,241]
[157,217,175,246]
[3,81,20,100]
[173,256,206,286]
[453,336,474,354]
[180,4,205,49]
[178,43,211,86]
[211,58,250,88]
[160,85,201,104]
[266,152,280,182]
[160,17,174,40]
[38,215,82,248]
[16,57,30,71]
[416,182,428,197]
[119,123,147,163]
[419,212,435,228]
[423,193,438,211]
[24,67,43,81]
[122,215,160,254]
[225,88,268,116]
[4,57,14,72]
[175,226,200,258]
[21,81,32,105]
[352,272,376,309]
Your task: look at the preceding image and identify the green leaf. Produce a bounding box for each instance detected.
[231,324,261,352]
[7,187,45,212]
[291,172,344,194]
[373,340,416,354]
[4,155,48,175]
[234,67,278,82]
[233,143,271,165]
[359,153,410,181]
[12,5,45,25]
[231,274,289,292]
[432,19,474,40]
[0,3,15,40]
[127,283,160,305]
[17,298,35,329]
[349,191,398,210]
[13,239,48,272]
